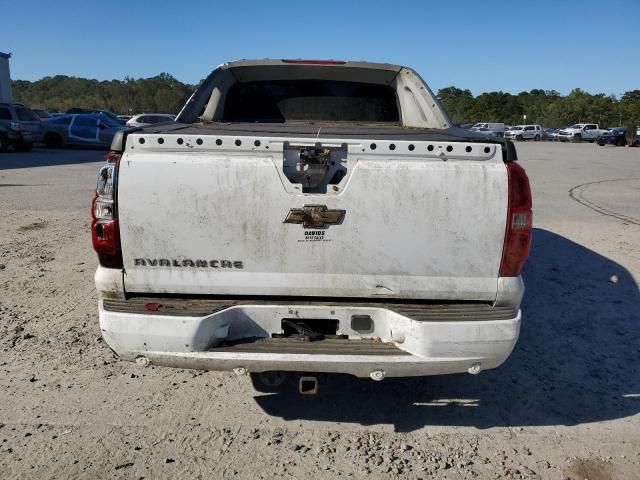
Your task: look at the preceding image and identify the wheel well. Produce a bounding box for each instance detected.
[44,132,62,144]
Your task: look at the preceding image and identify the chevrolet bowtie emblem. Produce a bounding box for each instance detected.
[284,205,346,229]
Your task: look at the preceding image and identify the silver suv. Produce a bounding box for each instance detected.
[0,103,42,152]
[504,124,543,141]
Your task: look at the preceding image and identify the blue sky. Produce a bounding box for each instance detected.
[1,0,639,96]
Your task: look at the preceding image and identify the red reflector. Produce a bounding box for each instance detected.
[282,59,346,65]
[499,162,532,277]
[144,303,162,312]
[104,151,121,163]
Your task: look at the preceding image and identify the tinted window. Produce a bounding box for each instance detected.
[16,108,40,121]
[146,115,172,123]
[50,116,72,125]
[223,80,400,123]
[524,126,534,131]
[70,116,98,140]
[74,116,98,127]
[97,114,119,127]
[97,111,118,121]
[0,107,12,120]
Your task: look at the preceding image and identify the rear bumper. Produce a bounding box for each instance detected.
[99,297,521,378]
[558,133,578,141]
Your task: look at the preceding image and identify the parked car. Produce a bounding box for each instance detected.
[470,122,505,137]
[557,123,606,143]
[597,127,625,146]
[472,126,498,137]
[504,124,543,141]
[93,58,531,393]
[66,108,124,124]
[126,113,176,127]
[543,128,560,141]
[0,102,43,152]
[42,113,126,149]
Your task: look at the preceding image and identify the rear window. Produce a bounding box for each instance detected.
[97,114,119,127]
[222,80,400,123]
[49,116,72,125]
[145,115,172,123]
[16,108,41,121]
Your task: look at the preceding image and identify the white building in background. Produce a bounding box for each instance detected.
[0,52,12,103]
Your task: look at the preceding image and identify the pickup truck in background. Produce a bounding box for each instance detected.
[92,59,532,394]
[558,123,605,142]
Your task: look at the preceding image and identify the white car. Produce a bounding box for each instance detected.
[471,122,505,137]
[471,126,498,137]
[126,114,175,128]
[504,124,543,141]
[92,59,531,393]
[557,123,604,143]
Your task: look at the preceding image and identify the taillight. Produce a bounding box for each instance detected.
[91,155,122,268]
[499,162,532,277]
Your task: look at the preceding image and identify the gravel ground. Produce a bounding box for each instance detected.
[0,143,639,479]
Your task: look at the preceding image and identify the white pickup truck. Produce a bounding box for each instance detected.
[558,123,605,142]
[92,59,532,393]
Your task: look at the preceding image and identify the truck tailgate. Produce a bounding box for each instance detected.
[117,133,508,301]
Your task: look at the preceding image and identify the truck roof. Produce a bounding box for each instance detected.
[220,58,404,73]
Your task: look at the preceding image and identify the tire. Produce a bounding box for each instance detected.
[44,133,63,148]
[598,143,604,146]
[14,142,33,152]
[573,134,582,143]
[0,134,8,152]
[516,135,523,141]
[534,134,541,141]
[617,139,626,147]
[250,371,290,393]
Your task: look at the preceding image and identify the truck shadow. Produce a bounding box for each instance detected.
[254,228,640,432]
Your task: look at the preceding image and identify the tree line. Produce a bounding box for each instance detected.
[438,87,640,127]
[12,74,640,127]
[12,73,196,115]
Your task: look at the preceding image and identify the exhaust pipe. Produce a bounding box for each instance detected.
[299,376,319,395]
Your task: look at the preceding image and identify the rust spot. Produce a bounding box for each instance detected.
[144,303,162,312]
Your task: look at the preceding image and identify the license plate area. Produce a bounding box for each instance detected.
[273,318,346,341]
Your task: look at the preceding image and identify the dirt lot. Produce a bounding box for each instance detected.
[1,143,639,479]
